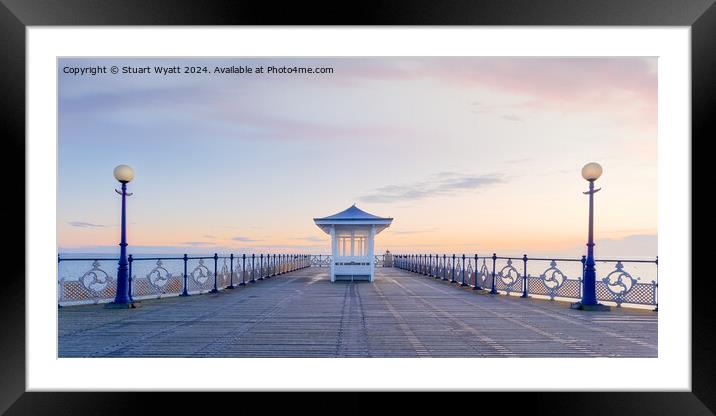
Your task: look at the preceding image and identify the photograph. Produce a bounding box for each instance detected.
[56,56,658,358]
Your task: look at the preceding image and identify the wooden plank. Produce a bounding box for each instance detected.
[58,267,657,357]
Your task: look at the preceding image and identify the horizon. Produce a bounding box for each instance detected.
[57,232,657,260]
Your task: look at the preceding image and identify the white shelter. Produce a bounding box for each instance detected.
[314,204,393,282]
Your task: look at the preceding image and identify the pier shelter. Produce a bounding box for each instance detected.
[314,204,393,282]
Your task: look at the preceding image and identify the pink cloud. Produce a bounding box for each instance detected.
[338,57,657,131]
[199,93,405,142]
[209,110,404,141]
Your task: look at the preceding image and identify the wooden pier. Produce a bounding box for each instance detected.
[58,267,657,357]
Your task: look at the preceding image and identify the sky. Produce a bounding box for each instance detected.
[57,57,657,258]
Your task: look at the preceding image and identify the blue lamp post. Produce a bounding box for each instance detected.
[106,164,140,309]
[571,162,610,311]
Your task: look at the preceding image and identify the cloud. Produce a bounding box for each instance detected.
[601,228,658,235]
[503,157,533,164]
[60,86,207,114]
[68,221,108,228]
[231,236,263,242]
[359,172,505,203]
[389,228,438,235]
[290,236,326,242]
[500,114,523,122]
[594,234,658,257]
[181,241,214,246]
[59,57,656,151]
[60,78,403,144]
[470,101,498,114]
[346,57,656,131]
[559,234,657,259]
[206,109,402,143]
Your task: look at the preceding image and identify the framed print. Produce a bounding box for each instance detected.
[3,0,711,413]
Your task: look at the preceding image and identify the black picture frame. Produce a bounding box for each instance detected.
[2,0,710,413]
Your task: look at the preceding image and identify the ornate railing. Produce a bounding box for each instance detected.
[59,251,656,310]
[58,254,311,306]
[309,254,332,268]
[394,254,658,310]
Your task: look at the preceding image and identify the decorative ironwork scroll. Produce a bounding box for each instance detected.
[80,260,112,294]
[191,259,212,285]
[601,261,639,307]
[147,260,172,289]
[539,260,568,300]
[497,259,521,294]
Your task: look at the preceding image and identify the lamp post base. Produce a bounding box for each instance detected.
[104,301,141,309]
[570,302,610,311]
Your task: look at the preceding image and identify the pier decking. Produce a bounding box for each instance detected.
[58,267,657,357]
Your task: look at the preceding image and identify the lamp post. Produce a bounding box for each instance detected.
[571,162,610,311]
[106,165,140,309]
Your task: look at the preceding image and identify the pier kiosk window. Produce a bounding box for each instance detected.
[313,204,393,282]
[337,230,368,257]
